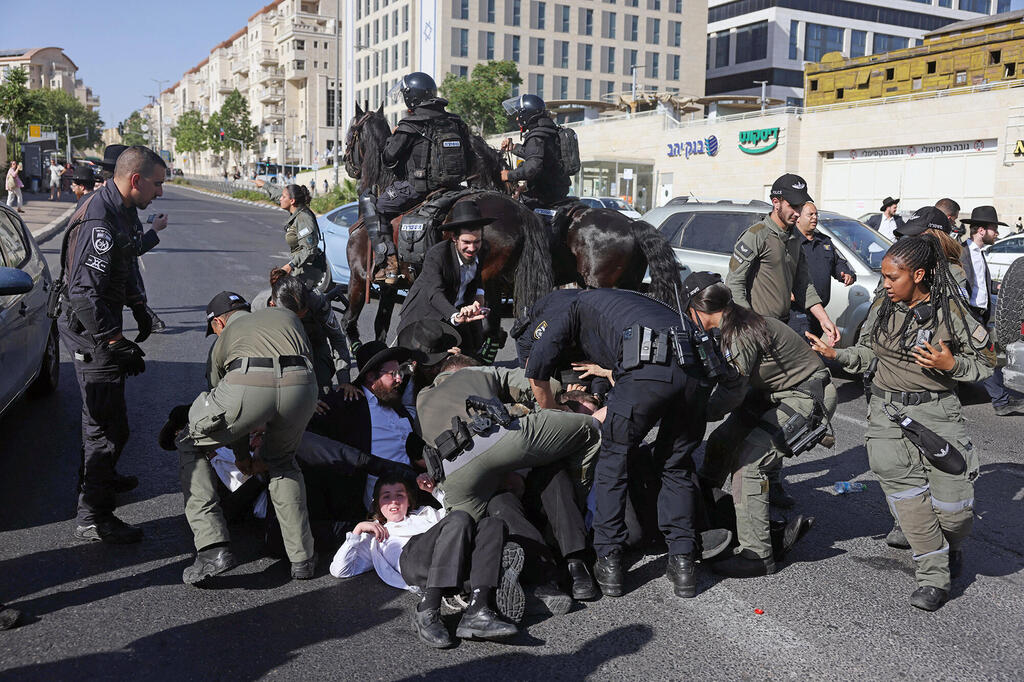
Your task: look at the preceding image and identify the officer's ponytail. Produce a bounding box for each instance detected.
[285,183,312,207]
[690,283,773,358]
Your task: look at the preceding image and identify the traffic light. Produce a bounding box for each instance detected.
[219,129,225,141]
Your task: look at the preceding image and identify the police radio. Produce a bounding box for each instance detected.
[673,282,724,380]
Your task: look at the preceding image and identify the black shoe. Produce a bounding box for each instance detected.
[183,546,239,585]
[74,516,144,544]
[150,314,167,333]
[769,480,796,509]
[711,549,776,578]
[112,473,139,494]
[455,606,518,641]
[0,603,22,630]
[665,554,696,598]
[781,515,813,556]
[885,522,911,549]
[495,542,525,624]
[909,586,948,611]
[567,558,599,601]
[949,550,963,580]
[594,550,624,597]
[700,528,734,561]
[525,582,573,616]
[411,606,455,648]
[994,398,1024,417]
[290,552,318,580]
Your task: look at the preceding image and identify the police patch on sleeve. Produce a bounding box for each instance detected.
[533,321,548,340]
[84,254,109,273]
[298,227,311,237]
[92,227,113,254]
[733,240,754,262]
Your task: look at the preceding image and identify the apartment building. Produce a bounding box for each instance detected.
[0,47,101,112]
[705,0,1009,107]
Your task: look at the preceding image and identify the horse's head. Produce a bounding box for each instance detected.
[343,101,395,194]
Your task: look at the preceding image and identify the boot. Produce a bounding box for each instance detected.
[700,529,733,561]
[885,522,911,549]
[665,554,696,598]
[524,582,573,616]
[949,549,963,580]
[909,586,948,612]
[360,196,397,282]
[411,606,455,648]
[594,549,624,597]
[495,542,525,624]
[290,552,318,580]
[711,548,776,578]
[147,306,167,333]
[769,477,796,509]
[455,606,518,641]
[567,558,599,601]
[183,546,238,585]
[74,516,144,544]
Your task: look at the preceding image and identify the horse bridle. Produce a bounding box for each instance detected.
[344,111,374,180]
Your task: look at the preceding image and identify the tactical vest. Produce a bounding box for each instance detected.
[409,115,468,194]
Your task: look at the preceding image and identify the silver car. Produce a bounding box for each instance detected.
[643,200,890,348]
[0,204,59,416]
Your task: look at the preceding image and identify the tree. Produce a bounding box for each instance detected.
[207,90,258,174]
[171,110,207,173]
[28,88,103,157]
[439,61,522,136]
[119,111,149,146]
[0,67,33,160]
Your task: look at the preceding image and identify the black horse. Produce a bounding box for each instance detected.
[342,102,554,348]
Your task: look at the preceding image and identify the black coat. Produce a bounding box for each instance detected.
[307,387,423,465]
[396,239,486,338]
[960,242,996,324]
[866,213,905,233]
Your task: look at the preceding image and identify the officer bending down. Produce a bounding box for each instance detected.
[525,288,732,599]
[175,292,319,585]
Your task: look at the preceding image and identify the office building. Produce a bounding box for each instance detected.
[0,47,100,112]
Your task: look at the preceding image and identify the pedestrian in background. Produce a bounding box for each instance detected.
[309,178,317,197]
[48,159,62,201]
[867,197,904,241]
[322,178,328,195]
[789,202,856,339]
[5,161,24,213]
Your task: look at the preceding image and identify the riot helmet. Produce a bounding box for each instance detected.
[389,72,438,109]
[502,94,546,129]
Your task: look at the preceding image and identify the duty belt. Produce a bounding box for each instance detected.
[226,355,307,372]
[622,324,691,370]
[871,386,950,406]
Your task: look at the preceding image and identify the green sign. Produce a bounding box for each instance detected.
[739,128,780,155]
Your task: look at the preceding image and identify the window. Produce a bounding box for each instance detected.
[512,0,521,25]
[382,50,387,71]
[872,33,908,54]
[294,39,305,50]
[804,24,843,62]
[850,30,866,58]
[486,0,495,22]
[650,52,659,78]
[912,77,922,90]
[603,80,615,97]
[669,21,681,47]
[456,28,469,57]
[628,15,639,41]
[926,60,937,74]
[958,0,990,11]
[604,11,616,39]
[954,70,967,85]
[939,0,952,5]
[535,1,546,29]
[455,65,469,78]
[511,35,521,61]
[374,20,379,42]
[0,213,28,267]
[383,15,388,39]
[990,50,1001,65]
[534,73,545,97]
[671,0,682,11]
[626,48,638,72]
[403,41,409,66]
[734,21,767,63]
[458,0,469,19]
[836,87,844,99]
[557,4,570,31]
[356,60,361,80]
[1006,62,1017,78]
[885,67,894,80]
[583,44,593,70]
[584,9,593,35]
[671,54,680,80]
[557,76,568,99]
[649,18,660,44]
[536,37,545,65]
[558,41,569,68]
[580,78,592,99]
[648,0,660,9]
[789,19,799,60]
[603,46,616,73]
[326,84,337,127]
[997,0,1011,11]
[485,31,495,59]
[403,5,409,31]
[810,79,818,91]
[715,31,730,68]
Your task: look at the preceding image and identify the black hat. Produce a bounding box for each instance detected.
[71,165,96,184]
[98,144,127,172]
[444,200,495,232]
[960,205,1007,227]
[159,404,191,451]
[205,291,250,336]
[396,319,462,365]
[769,173,813,206]
[682,271,725,305]
[353,340,422,386]
[895,206,951,238]
[879,196,900,212]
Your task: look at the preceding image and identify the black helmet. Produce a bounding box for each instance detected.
[502,94,546,128]
[390,72,437,109]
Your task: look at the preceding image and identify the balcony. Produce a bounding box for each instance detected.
[258,49,278,66]
[263,124,284,136]
[232,58,249,75]
[217,79,234,94]
[261,104,284,123]
[286,59,307,81]
[258,86,284,103]
[255,66,284,84]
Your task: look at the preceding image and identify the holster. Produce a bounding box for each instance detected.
[885,407,967,475]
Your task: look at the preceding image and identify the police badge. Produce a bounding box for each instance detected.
[92,227,113,254]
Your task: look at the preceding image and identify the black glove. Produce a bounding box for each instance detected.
[131,303,153,343]
[108,337,146,376]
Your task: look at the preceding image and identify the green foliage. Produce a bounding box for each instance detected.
[172,110,208,154]
[439,61,522,136]
[0,67,33,159]
[231,189,274,202]
[119,111,149,146]
[310,178,358,214]
[208,90,258,163]
[28,88,103,154]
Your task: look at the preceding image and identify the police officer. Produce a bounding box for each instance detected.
[254,181,327,291]
[525,288,732,599]
[789,202,856,340]
[499,94,571,209]
[58,146,165,543]
[361,72,473,282]
[176,292,319,585]
[689,272,836,577]
[808,234,992,611]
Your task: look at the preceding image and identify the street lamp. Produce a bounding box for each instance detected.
[630,63,646,103]
[754,79,768,115]
[151,78,169,154]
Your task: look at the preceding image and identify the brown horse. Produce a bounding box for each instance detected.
[341,103,554,348]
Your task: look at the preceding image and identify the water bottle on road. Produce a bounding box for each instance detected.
[833,481,867,494]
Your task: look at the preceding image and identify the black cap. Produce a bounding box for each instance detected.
[895,206,951,238]
[769,173,813,206]
[682,271,725,305]
[879,196,900,211]
[205,291,250,335]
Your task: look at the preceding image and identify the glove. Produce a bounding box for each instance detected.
[108,337,146,376]
[131,303,153,343]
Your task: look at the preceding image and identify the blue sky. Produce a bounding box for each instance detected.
[2,0,1023,129]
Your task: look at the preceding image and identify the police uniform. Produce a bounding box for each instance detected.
[58,180,147,541]
[264,184,327,290]
[790,231,855,338]
[702,317,837,573]
[833,298,992,607]
[507,115,570,209]
[177,303,319,578]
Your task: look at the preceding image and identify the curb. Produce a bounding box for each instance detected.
[169,183,281,211]
[32,207,75,245]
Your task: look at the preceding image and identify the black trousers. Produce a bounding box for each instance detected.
[59,323,130,524]
[400,512,505,591]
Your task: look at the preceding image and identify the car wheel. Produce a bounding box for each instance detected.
[994,256,1024,349]
[28,322,60,397]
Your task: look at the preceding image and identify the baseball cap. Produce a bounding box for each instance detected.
[682,271,725,305]
[769,173,813,206]
[895,206,951,238]
[205,291,250,335]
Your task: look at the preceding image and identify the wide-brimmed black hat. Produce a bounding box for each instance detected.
[159,404,191,451]
[396,319,462,365]
[769,173,813,206]
[895,206,951,238]
[98,144,127,172]
[960,205,1007,227]
[205,291,250,336]
[879,196,900,211]
[444,200,495,232]
[71,165,96,184]
[353,340,422,386]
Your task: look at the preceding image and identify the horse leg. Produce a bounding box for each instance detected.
[374,283,398,342]
[343,271,366,351]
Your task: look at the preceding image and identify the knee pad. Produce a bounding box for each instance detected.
[890,488,944,555]
[931,497,974,549]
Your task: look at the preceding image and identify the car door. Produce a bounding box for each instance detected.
[0,209,35,409]
[985,237,1024,283]
[319,202,357,286]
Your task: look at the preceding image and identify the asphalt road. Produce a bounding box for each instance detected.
[2,185,1023,680]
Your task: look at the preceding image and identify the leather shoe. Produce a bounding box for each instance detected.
[525,582,573,616]
[665,554,696,598]
[112,473,139,494]
[567,558,599,601]
[711,549,776,578]
[74,516,143,544]
[949,550,963,580]
[0,603,22,630]
[412,606,455,648]
[885,522,911,549]
[700,528,733,561]
[183,546,238,584]
[780,515,813,556]
[909,586,948,611]
[290,552,318,580]
[455,606,518,641]
[495,543,525,623]
[594,550,624,597]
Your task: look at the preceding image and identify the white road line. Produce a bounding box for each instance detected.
[833,412,868,428]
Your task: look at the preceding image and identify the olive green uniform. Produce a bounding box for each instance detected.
[416,366,601,520]
[178,308,319,562]
[702,318,837,558]
[264,184,327,289]
[833,299,992,591]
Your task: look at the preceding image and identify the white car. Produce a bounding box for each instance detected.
[580,197,642,220]
[984,233,1024,283]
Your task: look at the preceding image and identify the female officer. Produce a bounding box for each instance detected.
[808,234,992,611]
[257,180,328,291]
[688,273,836,579]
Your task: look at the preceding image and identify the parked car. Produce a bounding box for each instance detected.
[984,233,1024,283]
[643,201,889,348]
[580,196,642,220]
[318,201,357,289]
[0,204,59,417]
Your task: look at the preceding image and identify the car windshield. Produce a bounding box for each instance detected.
[601,198,631,210]
[820,217,890,271]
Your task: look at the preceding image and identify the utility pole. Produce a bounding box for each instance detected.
[64,113,71,163]
[630,63,646,109]
[334,0,340,188]
[754,80,768,114]
[151,78,169,156]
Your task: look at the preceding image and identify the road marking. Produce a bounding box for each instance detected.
[208,218,225,223]
[833,413,868,428]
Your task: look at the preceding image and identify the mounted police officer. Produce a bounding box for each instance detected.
[499,94,573,209]
[360,72,473,283]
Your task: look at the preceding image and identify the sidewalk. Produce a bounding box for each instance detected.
[15,192,76,245]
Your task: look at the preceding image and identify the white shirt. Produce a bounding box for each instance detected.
[49,165,62,184]
[968,240,988,309]
[362,385,413,508]
[878,215,899,241]
[455,255,480,306]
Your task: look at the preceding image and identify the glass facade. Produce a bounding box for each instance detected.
[850,29,866,58]
[872,33,909,54]
[734,21,768,63]
[804,23,844,62]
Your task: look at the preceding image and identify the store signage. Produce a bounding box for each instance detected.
[1015,139,1024,156]
[833,139,997,160]
[666,135,718,159]
[738,128,780,155]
